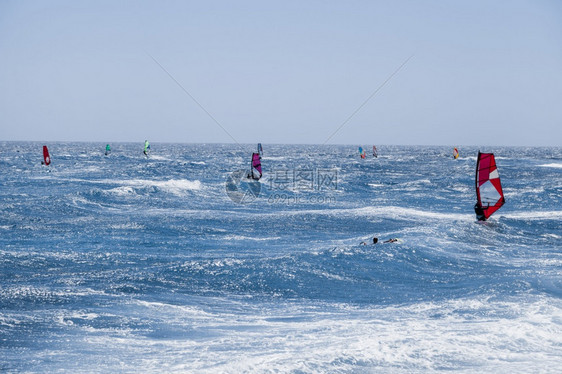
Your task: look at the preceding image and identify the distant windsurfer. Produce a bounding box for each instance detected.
[105,144,111,156]
[42,145,51,166]
[248,152,262,180]
[144,140,150,157]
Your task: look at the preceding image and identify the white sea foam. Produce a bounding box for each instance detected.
[134,299,214,317]
[273,204,561,223]
[108,222,145,230]
[502,210,562,220]
[504,186,545,196]
[404,178,432,185]
[112,179,203,196]
[107,186,136,196]
[79,165,103,173]
[223,235,282,241]
[273,205,473,222]
[50,296,562,373]
[70,195,106,209]
[539,163,562,168]
[147,155,171,161]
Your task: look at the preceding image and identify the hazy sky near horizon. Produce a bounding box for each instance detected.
[1,0,561,146]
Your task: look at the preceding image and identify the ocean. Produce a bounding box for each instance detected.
[1,142,561,373]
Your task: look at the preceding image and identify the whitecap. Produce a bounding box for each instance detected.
[223,235,282,241]
[118,179,203,195]
[539,163,562,169]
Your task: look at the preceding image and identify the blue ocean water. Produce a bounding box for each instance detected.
[1,142,561,372]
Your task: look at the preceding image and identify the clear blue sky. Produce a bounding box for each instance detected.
[1,0,561,146]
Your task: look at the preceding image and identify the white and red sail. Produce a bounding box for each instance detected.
[475,151,505,220]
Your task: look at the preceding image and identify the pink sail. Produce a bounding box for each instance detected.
[475,152,505,220]
[251,152,262,180]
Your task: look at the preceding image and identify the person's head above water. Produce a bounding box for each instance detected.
[373,237,378,244]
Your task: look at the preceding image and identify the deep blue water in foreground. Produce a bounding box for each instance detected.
[1,142,561,373]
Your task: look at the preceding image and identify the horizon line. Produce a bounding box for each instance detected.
[1,140,560,148]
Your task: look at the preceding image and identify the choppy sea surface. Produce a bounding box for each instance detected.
[1,142,561,373]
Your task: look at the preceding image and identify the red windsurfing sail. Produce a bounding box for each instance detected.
[475,151,505,220]
[251,152,262,180]
[42,145,51,165]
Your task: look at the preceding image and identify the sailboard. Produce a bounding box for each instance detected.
[373,145,378,158]
[453,147,459,159]
[258,143,263,156]
[42,145,51,165]
[474,151,505,221]
[105,144,111,156]
[250,152,262,180]
[359,147,366,159]
[143,140,150,157]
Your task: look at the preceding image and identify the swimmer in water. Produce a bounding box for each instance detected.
[360,237,379,245]
[361,237,398,245]
[383,238,398,243]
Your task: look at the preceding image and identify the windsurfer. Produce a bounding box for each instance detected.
[249,152,262,180]
[144,140,150,157]
[474,152,505,221]
[474,203,486,221]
